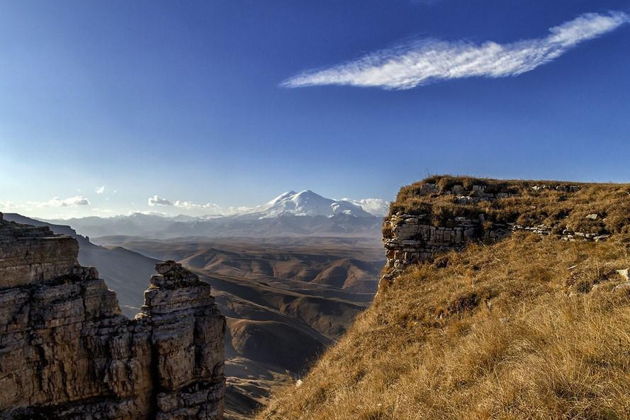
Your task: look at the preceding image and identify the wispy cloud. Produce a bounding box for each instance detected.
[95,185,105,194]
[147,195,172,206]
[1,196,90,210]
[146,196,246,216]
[173,200,222,212]
[342,198,390,217]
[282,12,629,90]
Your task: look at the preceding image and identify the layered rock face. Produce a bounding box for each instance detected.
[382,183,514,279]
[0,213,225,419]
[382,177,623,283]
[140,261,225,419]
[383,212,507,273]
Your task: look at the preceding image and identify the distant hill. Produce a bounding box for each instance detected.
[95,235,384,418]
[48,212,385,239]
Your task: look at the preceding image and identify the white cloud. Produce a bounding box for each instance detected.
[173,200,222,212]
[343,198,390,217]
[44,196,90,207]
[146,196,236,214]
[95,185,105,194]
[173,200,253,217]
[282,12,629,90]
[0,201,20,211]
[147,195,173,206]
[0,196,91,210]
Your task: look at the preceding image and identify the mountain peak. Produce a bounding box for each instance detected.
[257,190,372,218]
[268,191,298,205]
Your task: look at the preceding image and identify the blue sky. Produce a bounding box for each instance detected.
[1,0,629,218]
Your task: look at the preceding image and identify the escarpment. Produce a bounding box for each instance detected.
[382,175,629,283]
[0,212,226,419]
[260,176,630,420]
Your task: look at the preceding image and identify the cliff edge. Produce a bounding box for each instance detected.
[0,212,226,419]
[382,175,628,282]
[260,176,630,420]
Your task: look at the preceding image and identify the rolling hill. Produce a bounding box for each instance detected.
[93,235,384,418]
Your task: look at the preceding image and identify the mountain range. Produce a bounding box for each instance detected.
[48,190,389,239]
[174,190,389,218]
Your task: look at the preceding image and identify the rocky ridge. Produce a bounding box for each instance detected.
[382,176,628,283]
[0,212,225,419]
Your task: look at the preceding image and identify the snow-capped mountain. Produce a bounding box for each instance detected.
[247,190,373,218]
[47,190,389,239]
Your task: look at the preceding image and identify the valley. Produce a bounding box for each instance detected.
[4,176,630,419]
[4,211,384,419]
[94,236,384,419]
[260,176,630,420]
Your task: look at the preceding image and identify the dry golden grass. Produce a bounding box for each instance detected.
[389,176,630,235]
[259,233,630,419]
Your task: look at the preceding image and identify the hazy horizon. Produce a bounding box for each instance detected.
[11,189,390,220]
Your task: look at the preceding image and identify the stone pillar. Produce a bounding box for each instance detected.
[142,261,226,420]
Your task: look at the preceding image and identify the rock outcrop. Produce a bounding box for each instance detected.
[383,212,508,274]
[0,212,225,419]
[382,176,627,284]
[382,181,524,281]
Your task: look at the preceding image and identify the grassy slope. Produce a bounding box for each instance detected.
[260,177,630,420]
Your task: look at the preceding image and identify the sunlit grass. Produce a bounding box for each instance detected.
[259,233,630,419]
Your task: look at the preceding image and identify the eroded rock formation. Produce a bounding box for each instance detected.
[382,177,619,284]
[0,212,225,419]
[382,182,517,281]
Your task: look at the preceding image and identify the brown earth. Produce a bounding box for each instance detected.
[93,235,384,419]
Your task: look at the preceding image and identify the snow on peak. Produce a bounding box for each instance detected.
[132,190,388,219]
[267,190,298,206]
[254,190,373,218]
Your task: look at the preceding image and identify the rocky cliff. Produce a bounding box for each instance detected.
[259,176,630,419]
[382,176,628,284]
[0,212,225,419]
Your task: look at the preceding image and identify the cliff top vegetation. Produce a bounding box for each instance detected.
[389,175,630,235]
[261,233,630,419]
